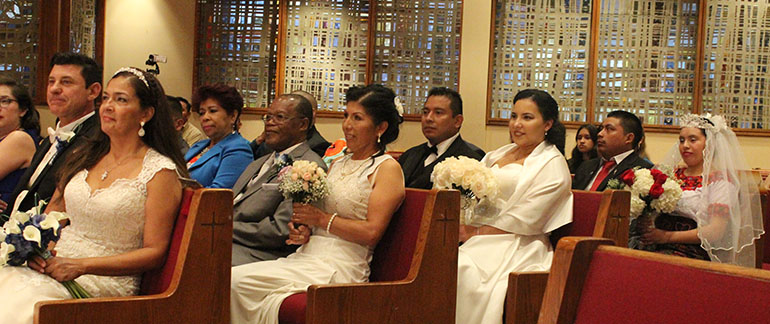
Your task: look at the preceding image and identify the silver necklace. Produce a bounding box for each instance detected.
[101,154,135,181]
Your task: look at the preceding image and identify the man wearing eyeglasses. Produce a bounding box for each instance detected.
[230,94,327,266]
[249,90,330,160]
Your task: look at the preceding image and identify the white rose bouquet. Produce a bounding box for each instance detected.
[1,199,91,298]
[607,166,683,250]
[431,156,499,225]
[278,160,330,204]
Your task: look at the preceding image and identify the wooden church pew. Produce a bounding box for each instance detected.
[35,188,233,324]
[538,237,770,324]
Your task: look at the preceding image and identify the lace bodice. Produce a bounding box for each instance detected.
[54,149,177,297]
[321,154,394,229]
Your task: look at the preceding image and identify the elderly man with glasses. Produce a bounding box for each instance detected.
[230,94,327,266]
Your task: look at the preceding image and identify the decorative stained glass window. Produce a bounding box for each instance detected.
[197,0,280,108]
[489,0,592,121]
[701,0,770,129]
[0,1,39,96]
[70,0,97,58]
[371,0,463,115]
[283,0,370,111]
[594,0,698,126]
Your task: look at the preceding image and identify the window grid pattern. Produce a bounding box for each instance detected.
[489,0,591,121]
[283,0,370,112]
[197,0,279,108]
[371,0,462,115]
[0,1,39,97]
[701,0,770,129]
[70,0,97,58]
[594,0,698,126]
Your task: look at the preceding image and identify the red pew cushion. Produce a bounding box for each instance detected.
[278,189,429,324]
[574,250,770,324]
[139,188,194,295]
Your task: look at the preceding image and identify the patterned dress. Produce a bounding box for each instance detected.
[651,168,710,260]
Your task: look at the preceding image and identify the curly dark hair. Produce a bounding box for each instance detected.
[192,84,243,131]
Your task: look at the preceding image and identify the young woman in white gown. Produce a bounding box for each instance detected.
[640,114,763,267]
[230,84,405,324]
[456,89,573,324]
[0,67,186,324]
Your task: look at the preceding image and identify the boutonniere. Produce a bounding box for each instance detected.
[54,130,76,153]
[267,154,294,180]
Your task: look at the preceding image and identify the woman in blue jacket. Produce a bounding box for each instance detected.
[185,84,252,188]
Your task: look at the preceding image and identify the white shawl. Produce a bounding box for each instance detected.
[480,141,573,235]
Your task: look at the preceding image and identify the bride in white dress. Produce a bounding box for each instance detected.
[0,67,186,324]
[456,89,573,324]
[230,84,405,324]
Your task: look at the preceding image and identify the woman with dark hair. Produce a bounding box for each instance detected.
[0,67,186,324]
[567,123,599,173]
[638,114,762,267]
[0,79,41,204]
[456,89,572,324]
[230,84,405,323]
[185,84,252,188]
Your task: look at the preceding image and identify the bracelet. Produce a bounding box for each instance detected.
[326,212,338,232]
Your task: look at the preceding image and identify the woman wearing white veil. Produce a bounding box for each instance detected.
[641,113,763,267]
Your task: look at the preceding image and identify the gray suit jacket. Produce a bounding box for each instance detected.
[231,142,326,266]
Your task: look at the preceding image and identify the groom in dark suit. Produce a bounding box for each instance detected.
[4,53,101,215]
[398,87,485,189]
[572,110,653,191]
[231,94,326,266]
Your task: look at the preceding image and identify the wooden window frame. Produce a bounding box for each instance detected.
[193,0,463,121]
[34,0,105,105]
[485,0,769,136]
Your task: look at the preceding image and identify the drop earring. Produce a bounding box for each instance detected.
[138,121,146,137]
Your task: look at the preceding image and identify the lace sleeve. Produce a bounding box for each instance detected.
[137,149,178,185]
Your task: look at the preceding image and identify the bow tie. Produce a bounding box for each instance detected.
[47,127,76,144]
[427,145,438,155]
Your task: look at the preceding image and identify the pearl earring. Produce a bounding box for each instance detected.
[138,121,146,137]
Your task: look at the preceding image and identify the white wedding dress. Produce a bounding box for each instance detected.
[230,154,401,324]
[456,142,572,324]
[0,149,176,324]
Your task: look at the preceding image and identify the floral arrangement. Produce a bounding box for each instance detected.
[0,200,91,298]
[278,160,330,204]
[608,166,683,250]
[431,156,500,225]
[608,167,682,218]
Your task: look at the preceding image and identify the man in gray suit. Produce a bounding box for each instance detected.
[231,94,326,266]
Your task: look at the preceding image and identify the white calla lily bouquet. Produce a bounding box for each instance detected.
[1,199,91,298]
[431,156,500,225]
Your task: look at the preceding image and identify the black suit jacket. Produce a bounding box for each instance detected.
[571,151,654,191]
[250,126,330,160]
[398,135,485,189]
[7,114,100,213]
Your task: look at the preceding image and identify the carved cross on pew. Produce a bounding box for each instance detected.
[201,211,227,253]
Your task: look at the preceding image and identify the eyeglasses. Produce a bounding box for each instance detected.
[261,113,302,124]
[0,98,17,108]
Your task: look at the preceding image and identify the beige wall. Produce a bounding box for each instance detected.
[38,0,770,168]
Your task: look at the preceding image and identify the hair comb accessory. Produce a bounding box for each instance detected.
[113,67,150,88]
[393,96,404,117]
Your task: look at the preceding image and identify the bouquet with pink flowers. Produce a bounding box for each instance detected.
[278,160,330,204]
